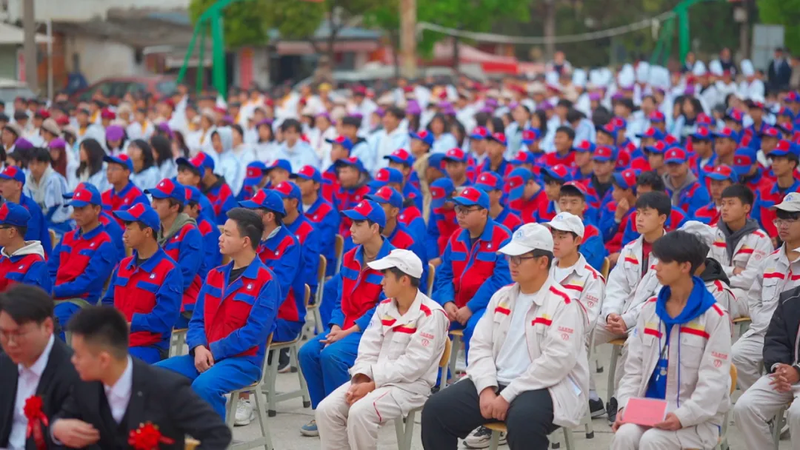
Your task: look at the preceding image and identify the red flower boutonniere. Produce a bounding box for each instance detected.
[128,422,175,450]
[23,395,48,450]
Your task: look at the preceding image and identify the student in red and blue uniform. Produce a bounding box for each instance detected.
[754,140,800,237]
[689,126,716,182]
[0,166,51,255]
[185,185,222,283]
[236,161,268,202]
[600,168,639,253]
[147,179,204,325]
[331,157,371,241]
[734,147,772,193]
[293,165,340,278]
[322,136,353,202]
[442,147,473,190]
[263,159,292,187]
[64,182,125,261]
[621,172,688,246]
[544,126,576,168]
[176,153,236,225]
[48,183,118,339]
[156,208,280,419]
[480,132,512,177]
[744,100,769,150]
[557,181,607,270]
[274,180,321,296]
[505,166,547,224]
[297,200,395,436]
[695,164,737,226]
[571,140,595,181]
[635,126,666,162]
[474,170,522,232]
[0,202,51,293]
[584,145,616,212]
[663,146,711,216]
[432,187,511,350]
[408,131,433,189]
[537,164,571,222]
[103,203,182,363]
[384,148,423,210]
[368,166,426,241]
[510,149,542,175]
[426,177,459,262]
[101,154,149,226]
[366,186,428,286]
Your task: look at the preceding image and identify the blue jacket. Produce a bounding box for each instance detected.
[403,183,424,212]
[0,244,52,294]
[99,211,125,262]
[48,225,117,302]
[257,226,303,324]
[581,224,607,272]
[285,215,321,295]
[196,214,222,280]
[304,196,340,277]
[162,220,204,295]
[18,194,51,257]
[666,179,711,219]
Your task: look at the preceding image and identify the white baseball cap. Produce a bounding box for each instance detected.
[367,249,424,278]
[545,212,585,239]
[773,192,800,213]
[498,223,554,256]
[679,220,715,248]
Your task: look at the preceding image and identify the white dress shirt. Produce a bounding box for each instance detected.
[8,335,55,450]
[104,357,133,424]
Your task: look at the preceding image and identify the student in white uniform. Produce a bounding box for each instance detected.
[315,249,448,450]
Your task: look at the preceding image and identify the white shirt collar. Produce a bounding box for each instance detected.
[18,334,55,378]
[104,356,133,401]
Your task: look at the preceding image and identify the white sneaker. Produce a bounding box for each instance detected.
[234,398,254,426]
[463,426,506,449]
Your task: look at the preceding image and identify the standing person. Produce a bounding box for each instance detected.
[610,231,732,450]
[52,306,232,449]
[102,203,182,363]
[0,202,51,293]
[293,165,340,277]
[768,47,793,93]
[0,166,51,255]
[156,208,279,419]
[316,249,449,450]
[297,200,395,436]
[48,184,118,338]
[421,223,589,450]
[101,154,149,226]
[0,285,81,450]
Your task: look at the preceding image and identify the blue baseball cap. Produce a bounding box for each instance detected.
[0,202,30,227]
[146,178,186,204]
[184,185,205,207]
[62,182,96,200]
[104,154,134,172]
[273,180,301,201]
[239,188,286,215]
[265,159,292,174]
[469,126,490,141]
[592,145,615,162]
[343,200,386,228]
[664,147,689,164]
[0,166,25,185]
[768,139,796,158]
[369,167,404,189]
[733,147,758,176]
[430,178,455,209]
[177,152,215,174]
[452,187,490,209]
[635,127,665,140]
[113,203,161,231]
[384,148,416,166]
[243,161,268,186]
[428,153,446,172]
[506,167,533,201]
[67,184,102,207]
[706,165,738,183]
[712,127,739,142]
[333,156,366,173]
[573,140,595,153]
[443,147,469,163]
[522,128,541,145]
[613,168,639,190]
[542,164,572,182]
[326,136,354,151]
[367,186,403,209]
[291,165,322,183]
[409,130,434,146]
[691,126,713,141]
[596,123,618,140]
[474,171,504,192]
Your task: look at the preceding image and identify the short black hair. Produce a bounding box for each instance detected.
[635,191,672,217]
[542,172,565,186]
[341,116,362,128]
[29,147,52,164]
[66,306,129,359]
[385,106,405,120]
[226,207,264,250]
[0,285,53,325]
[776,209,800,221]
[652,231,707,274]
[721,184,755,206]
[531,249,554,269]
[384,267,421,288]
[559,184,585,200]
[281,119,302,133]
[177,162,201,177]
[166,197,185,214]
[556,126,575,141]
[636,171,666,192]
[566,108,585,124]
[11,224,27,237]
[355,218,384,235]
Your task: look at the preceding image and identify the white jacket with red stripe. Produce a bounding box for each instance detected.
[466,279,590,427]
[746,245,800,335]
[550,254,606,329]
[350,290,450,398]
[617,297,731,440]
[709,227,773,292]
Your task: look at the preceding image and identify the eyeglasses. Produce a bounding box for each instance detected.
[505,255,539,265]
[455,205,481,216]
[0,326,35,344]
[773,218,800,228]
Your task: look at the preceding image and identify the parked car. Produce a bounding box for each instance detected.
[69,76,177,104]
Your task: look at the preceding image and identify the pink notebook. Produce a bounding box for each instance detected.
[622,398,668,427]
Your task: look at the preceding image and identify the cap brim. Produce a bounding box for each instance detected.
[243,177,262,186]
[732,165,750,176]
[612,173,631,189]
[112,210,137,222]
[545,221,584,238]
[67,199,94,207]
[366,258,397,272]
[342,210,368,221]
[239,200,262,209]
[497,241,534,256]
[665,158,686,164]
[772,202,800,212]
[144,189,171,199]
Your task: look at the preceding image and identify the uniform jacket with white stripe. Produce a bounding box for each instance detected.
[746,245,800,335]
[618,296,731,441]
[350,291,449,398]
[467,279,590,427]
[550,254,605,328]
[602,233,664,328]
[709,226,772,292]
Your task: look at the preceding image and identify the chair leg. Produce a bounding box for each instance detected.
[402,409,416,450]
[583,408,594,439]
[394,417,407,450]
[225,392,237,429]
[253,388,274,450]
[266,350,280,417]
[293,344,311,408]
[488,430,500,450]
[447,335,461,385]
[313,308,323,335]
[563,427,575,450]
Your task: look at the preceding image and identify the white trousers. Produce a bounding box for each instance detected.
[611,422,718,450]
[733,374,800,450]
[316,381,426,450]
[731,330,764,390]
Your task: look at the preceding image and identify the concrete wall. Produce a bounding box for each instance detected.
[6,0,190,22]
[64,34,142,82]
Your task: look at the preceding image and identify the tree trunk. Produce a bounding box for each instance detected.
[543,0,556,61]
[452,35,460,72]
[392,31,401,80]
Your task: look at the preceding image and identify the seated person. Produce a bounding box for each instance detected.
[679,221,737,315]
[102,203,182,363]
[275,180,321,297]
[662,147,712,214]
[426,177,458,263]
[48,184,118,339]
[298,200,395,436]
[611,231,731,450]
[293,165,340,277]
[156,208,280,419]
[53,306,232,449]
[694,164,736,226]
[557,181,607,270]
[620,172,688,247]
[101,154,149,225]
[421,223,589,450]
[432,187,511,351]
[0,166,51,255]
[184,185,222,286]
[316,249,449,449]
[507,167,545,225]
[474,171,523,232]
[176,153,237,225]
[0,202,52,293]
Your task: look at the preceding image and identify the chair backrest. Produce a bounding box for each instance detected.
[439,338,452,368]
[601,257,610,280]
[304,284,311,308]
[729,363,737,394]
[125,246,133,258]
[335,234,344,258]
[49,229,57,249]
[427,263,436,297]
[318,254,327,282]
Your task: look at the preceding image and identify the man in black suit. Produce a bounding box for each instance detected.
[51,306,232,450]
[0,284,80,450]
[769,47,793,93]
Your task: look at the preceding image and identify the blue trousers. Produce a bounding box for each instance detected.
[274,319,304,343]
[155,355,261,419]
[298,331,361,408]
[130,346,164,364]
[54,303,81,341]
[318,277,339,328]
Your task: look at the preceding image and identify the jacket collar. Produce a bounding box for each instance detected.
[127,247,169,273]
[457,217,497,247]
[551,254,589,282]
[354,237,393,267]
[383,289,425,323]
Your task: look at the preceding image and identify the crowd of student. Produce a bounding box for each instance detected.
[2,54,800,450]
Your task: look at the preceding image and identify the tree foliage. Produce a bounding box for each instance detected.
[759,0,800,54]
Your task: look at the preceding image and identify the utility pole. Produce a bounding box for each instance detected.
[543,0,555,61]
[738,0,750,61]
[22,0,38,92]
[399,0,417,79]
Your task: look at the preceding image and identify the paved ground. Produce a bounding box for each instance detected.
[230,341,791,449]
